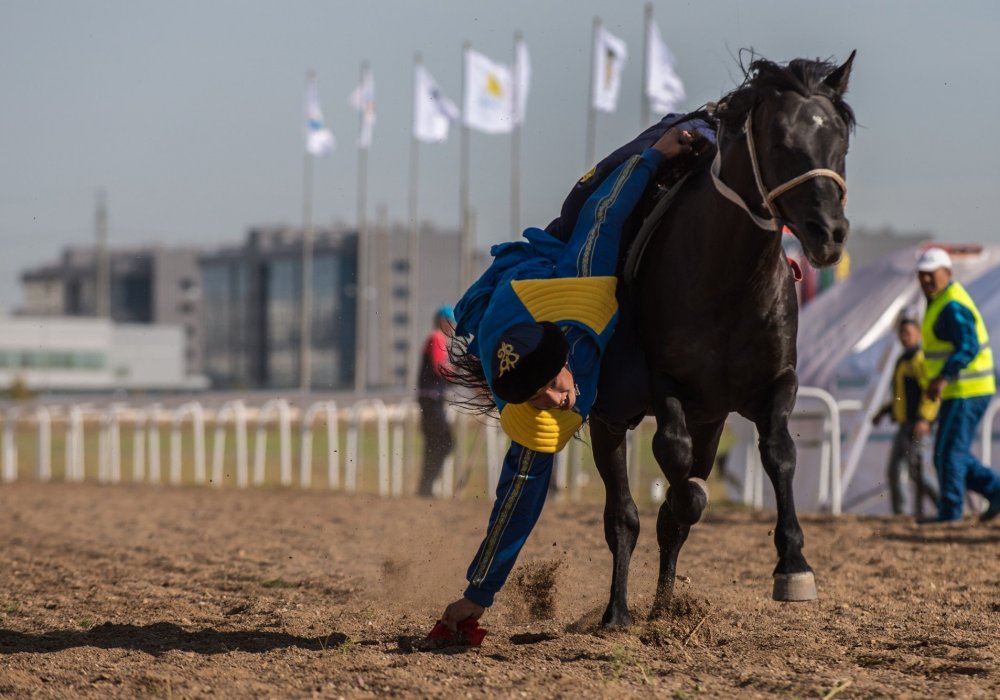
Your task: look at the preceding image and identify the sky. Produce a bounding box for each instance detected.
[2,0,1000,311]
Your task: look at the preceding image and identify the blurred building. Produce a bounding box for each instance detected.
[19,247,202,375]
[198,223,471,391]
[0,315,206,393]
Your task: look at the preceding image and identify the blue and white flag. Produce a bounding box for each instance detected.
[349,66,376,149]
[413,64,459,144]
[305,75,334,156]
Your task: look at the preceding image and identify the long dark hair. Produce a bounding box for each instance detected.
[443,335,498,415]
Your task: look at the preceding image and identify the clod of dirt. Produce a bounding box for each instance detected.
[640,592,713,647]
[508,559,563,621]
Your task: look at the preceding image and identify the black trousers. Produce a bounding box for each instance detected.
[418,396,454,496]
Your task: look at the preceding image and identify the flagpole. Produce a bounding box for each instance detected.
[585,17,600,170]
[299,70,316,393]
[459,41,472,294]
[354,60,371,394]
[406,52,422,390]
[642,3,653,129]
[510,31,522,240]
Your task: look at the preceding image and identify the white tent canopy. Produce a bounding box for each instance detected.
[728,244,1000,515]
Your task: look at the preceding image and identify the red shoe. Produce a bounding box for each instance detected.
[425,618,488,647]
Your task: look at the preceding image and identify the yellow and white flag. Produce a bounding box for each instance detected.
[463,48,514,135]
[349,66,376,149]
[645,19,686,114]
[414,64,460,144]
[592,25,627,113]
[305,75,334,156]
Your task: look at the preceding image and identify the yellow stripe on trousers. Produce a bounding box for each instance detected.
[470,447,537,588]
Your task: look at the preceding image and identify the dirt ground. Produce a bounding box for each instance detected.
[1,483,999,699]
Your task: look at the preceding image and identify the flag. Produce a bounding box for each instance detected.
[305,75,334,156]
[591,25,627,113]
[645,19,686,114]
[463,48,514,134]
[349,66,376,149]
[513,38,531,126]
[413,64,460,144]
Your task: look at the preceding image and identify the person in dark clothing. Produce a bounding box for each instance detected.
[872,317,940,518]
[417,305,456,497]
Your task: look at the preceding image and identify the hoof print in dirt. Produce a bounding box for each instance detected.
[509,632,559,645]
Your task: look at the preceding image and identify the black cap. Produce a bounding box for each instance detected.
[491,321,569,404]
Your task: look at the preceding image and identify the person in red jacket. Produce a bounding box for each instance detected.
[416,305,456,496]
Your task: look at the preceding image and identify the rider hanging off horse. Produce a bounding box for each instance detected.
[431,52,856,643]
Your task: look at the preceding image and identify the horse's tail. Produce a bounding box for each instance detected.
[444,335,498,415]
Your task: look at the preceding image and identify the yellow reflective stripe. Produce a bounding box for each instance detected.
[470,448,535,587]
[576,155,639,276]
[511,277,618,335]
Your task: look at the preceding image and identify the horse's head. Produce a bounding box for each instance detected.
[715,52,856,268]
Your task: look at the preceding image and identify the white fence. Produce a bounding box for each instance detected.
[6,387,981,512]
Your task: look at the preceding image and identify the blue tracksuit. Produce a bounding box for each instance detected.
[456,148,666,607]
[931,301,1000,521]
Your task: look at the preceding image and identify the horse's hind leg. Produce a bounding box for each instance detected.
[754,374,816,601]
[591,417,640,628]
[649,396,719,614]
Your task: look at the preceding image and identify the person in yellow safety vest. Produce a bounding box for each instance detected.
[915,247,1000,522]
[871,317,940,518]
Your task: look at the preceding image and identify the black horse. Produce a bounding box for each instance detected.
[592,53,856,628]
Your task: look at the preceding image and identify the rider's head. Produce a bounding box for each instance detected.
[491,322,576,411]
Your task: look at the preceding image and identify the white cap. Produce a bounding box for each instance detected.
[916,248,952,273]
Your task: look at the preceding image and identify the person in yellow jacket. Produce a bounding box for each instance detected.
[915,248,1000,522]
[872,317,940,517]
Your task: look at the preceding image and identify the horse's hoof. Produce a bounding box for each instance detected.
[772,571,817,601]
[600,610,632,629]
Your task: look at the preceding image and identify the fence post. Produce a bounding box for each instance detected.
[34,406,52,482]
[981,396,1000,466]
[3,408,20,483]
[212,400,248,488]
[148,403,162,483]
[300,401,338,489]
[254,399,291,486]
[132,409,146,482]
[389,400,415,497]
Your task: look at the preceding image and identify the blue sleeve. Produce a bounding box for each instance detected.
[555,148,666,279]
[934,301,980,379]
[464,443,554,607]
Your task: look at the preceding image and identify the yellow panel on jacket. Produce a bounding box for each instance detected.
[511,277,618,335]
[499,402,583,454]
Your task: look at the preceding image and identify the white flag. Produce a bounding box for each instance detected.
[413,64,460,144]
[513,38,531,126]
[305,75,335,156]
[463,48,514,134]
[349,67,376,149]
[591,26,628,113]
[645,19,686,114]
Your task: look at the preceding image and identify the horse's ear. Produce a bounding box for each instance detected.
[824,50,856,96]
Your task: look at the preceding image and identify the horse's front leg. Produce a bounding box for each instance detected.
[753,372,816,601]
[591,417,640,628]
[649,394,711,615]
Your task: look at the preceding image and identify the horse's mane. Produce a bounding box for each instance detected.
[715,52,856,132]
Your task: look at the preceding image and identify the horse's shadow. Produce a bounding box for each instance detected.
[0,622,337,656]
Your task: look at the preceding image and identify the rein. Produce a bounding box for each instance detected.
[709,108,848,232]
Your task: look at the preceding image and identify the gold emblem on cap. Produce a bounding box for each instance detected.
[496,342,520,377]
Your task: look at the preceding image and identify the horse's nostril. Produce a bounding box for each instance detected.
[832,225,847,245]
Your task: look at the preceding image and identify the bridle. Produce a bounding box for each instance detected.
[709,104,848,232]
